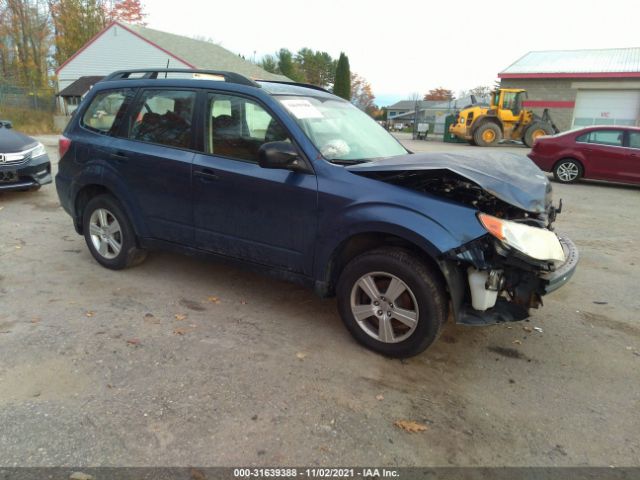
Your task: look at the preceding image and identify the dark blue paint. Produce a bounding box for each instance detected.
[56,77,487,293]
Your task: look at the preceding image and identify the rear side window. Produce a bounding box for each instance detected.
[587,130,624,147]
[82,89,134,135]
[628,132,640,149]
[126,89,196,149]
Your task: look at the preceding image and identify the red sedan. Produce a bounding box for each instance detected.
[528,126,640,184]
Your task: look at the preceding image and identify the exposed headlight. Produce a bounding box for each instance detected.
[478,213,565,263]
[30,143,47,158]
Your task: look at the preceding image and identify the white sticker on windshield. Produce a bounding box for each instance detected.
[281,99,324,119]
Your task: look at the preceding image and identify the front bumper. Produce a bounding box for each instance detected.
[441,233,578,326]
[0,154,51,191]
[541,234,579,294]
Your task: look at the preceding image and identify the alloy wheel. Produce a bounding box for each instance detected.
[350,272,419,343]
[557,162,580,182]
[88,208,122,259]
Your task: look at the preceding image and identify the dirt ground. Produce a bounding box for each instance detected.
[0,134,639,467]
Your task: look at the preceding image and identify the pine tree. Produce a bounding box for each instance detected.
[333,53,351,100]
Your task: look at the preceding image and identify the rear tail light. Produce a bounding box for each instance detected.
[58,135,71,158]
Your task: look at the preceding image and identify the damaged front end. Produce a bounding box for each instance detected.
[348,151,579,325]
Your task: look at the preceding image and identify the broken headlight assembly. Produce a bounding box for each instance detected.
[478,213,565,264]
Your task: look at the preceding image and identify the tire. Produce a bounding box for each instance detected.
[523,122,554,148]
[473,122,502,147]
[82,194,147,270]
[553,158,583,184]
[336,248,447,358]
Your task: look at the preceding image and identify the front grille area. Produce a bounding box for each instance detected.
[0,152,30,167]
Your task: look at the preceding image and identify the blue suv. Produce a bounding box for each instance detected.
[56,69,578,357]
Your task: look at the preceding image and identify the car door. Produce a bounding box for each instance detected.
[622,131,640,183]
[110,88,197,245]
[192,91,318,275]
[579,129,627,181]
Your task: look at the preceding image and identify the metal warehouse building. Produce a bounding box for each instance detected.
[499,47,640,132]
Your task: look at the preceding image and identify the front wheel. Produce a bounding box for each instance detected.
[523,122,554,148]
[336,248,447,358]
[553,159,583,183]
[82,194,147,270]
[473,122,502,147]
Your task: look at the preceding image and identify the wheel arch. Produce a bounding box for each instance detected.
[73,182,147,238]
[471,115,503,135]
[319,231,447,298]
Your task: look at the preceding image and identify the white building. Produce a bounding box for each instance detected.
[55,21,287,113]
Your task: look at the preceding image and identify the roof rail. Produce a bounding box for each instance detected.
[257,79,331,94]
[102,69,259,87]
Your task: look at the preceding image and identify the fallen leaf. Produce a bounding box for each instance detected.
[15,245,21,250]
[240,300,248,305]
[394,420,428,433]
[173,327,189,335]
[523,326,533,333]
[376,394,384,401]
[126,338,141,346]
[31,317,41,323]
[85,311,95,318]
[207,296,220,304]
[296,352,307,360]
[513,339,522,345]
[190,468,207,480]
[174,313,187,321]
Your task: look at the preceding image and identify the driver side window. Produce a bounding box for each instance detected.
[205,93,291,162]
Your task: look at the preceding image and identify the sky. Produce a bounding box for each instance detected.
[144,0,639,107]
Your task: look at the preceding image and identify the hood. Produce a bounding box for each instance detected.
[0,126,37,153]
[346,151,551,214]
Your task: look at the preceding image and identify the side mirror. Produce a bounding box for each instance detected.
[258,142,304,172]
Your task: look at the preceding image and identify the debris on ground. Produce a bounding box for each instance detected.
[376,394,384,401]
[174,313,187,321]
[523,326,533,333]
[126,338,141,346]
[513,339,522,345]
[207,296,220,304]
[533,327,544,333]
[173,327,190,336]
[593,301,608,305]
[394,420,428,433]
[296,352,308,360]
[85,311,95,318]
[70,471,93,480]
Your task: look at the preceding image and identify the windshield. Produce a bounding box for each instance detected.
[276,95,407,162]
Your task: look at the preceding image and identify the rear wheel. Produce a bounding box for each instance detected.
[473,122,502,147]
[553,159,583,183]
[336,248,447,358]
[82,194,147,270]
[523,122,554,148]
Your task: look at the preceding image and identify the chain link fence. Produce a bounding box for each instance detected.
[0,81,58,133]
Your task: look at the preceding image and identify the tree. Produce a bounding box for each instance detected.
[469,85,492,99]
[295,48,335,87]
[49,0,108,67]
[350,73,376,114]
[260,54,278,74]
[333,52,350,100]
[109,0,145,24]
[424,87,454,101]
[0,0,51,87]
[274,48,304,82]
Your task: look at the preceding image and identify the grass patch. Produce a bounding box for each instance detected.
[0,106,55,134]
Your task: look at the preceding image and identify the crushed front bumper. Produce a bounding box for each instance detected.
[440,233,579,326]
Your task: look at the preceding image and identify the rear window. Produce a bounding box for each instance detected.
[577,130,624,147]
[82,89,134,135]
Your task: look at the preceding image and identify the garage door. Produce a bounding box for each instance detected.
[572,90,640,128]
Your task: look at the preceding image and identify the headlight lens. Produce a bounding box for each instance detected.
[478,213,565,263]
[30,143,46,158]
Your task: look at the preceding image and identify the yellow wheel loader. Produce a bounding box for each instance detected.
[449,88,559,147]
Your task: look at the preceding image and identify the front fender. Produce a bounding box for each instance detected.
[313,200,486,282]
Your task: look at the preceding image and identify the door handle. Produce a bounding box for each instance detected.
[109,151,128,162]
[194,169,219,181]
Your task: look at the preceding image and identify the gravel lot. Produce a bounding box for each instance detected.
[0,134,639,467]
